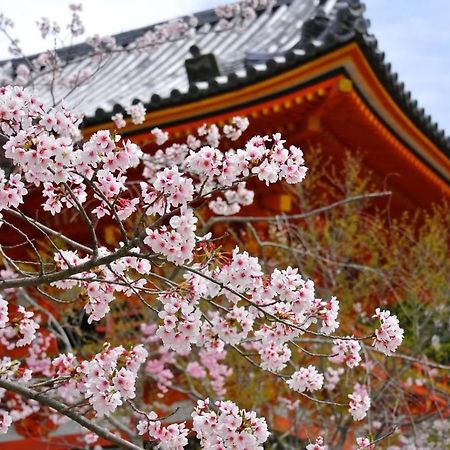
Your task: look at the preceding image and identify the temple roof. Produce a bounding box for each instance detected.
[1,0,449,157]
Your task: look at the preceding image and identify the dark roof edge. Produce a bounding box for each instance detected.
[104,64,450,185]
[4,0,447,160]
[354,33,450,158]
[83,34,450,161]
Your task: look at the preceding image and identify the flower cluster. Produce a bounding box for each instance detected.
[52,344,147,416]
[131,16,197,51]
[287,365,324,394]
[222,116,250,141]
[52,248,152,323]
[209,182,254,215]
[126,102,146,125]
[250,134,307,185]
[166,251,347,379]
[192,399,270,450]
[156,292,202,354]
[256,341,291,372]
[68,3,85,37]
[0,298,40,349]
[215,247,263,299]
[330,339,362,368]
[0,169,27,221]
[316,296,340,335]
[348,383,371,421]
[0,86,147,220]
[0,410,12,434]
[111,112,126,129]
[215,0,275,31]
[372,308,404,356]
[144,207,197,265]
[36,16,60,39]
[145,353,175,395]
[137,411,189,450]
[0,295,8,328]
[144,166,194,214]
[306,436,328,450]
[1,86,80,183]
[151,127,169,145]
[198,348,232,398]
[356,437,374,450]
[211,306,254,345]
[142,122,307,219]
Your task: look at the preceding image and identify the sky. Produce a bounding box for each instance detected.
[0,0,448,134]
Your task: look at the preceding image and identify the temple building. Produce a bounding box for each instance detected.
[3,0,448,210]
[0,0,449,448]
[1,0,449,212]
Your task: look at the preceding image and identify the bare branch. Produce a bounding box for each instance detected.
[202,192,392,232]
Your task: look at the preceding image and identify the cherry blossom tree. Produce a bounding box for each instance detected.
[0,2,446,450]
[214,151,449,449]
[0,81,407,450]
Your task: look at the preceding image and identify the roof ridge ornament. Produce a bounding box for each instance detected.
[184,45,221,85]
[329,0,369,41]
[296,7,330,51]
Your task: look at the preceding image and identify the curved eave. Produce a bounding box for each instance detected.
[83,42,449,195]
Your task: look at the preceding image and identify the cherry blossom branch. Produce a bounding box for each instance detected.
[105,415,135,439]
[61,180,99,253]
[18,288,73,352]
[0,245,31,278]
[300,337,450,371]
[202,191,392,232]
[5,208,93,254]
[1,219,44,275]
[367,344,450,371]
[249,238,384,276]
[7,208,85,269]
[181,264,374,341]
[0,241,132,290]
[0,378,144,450]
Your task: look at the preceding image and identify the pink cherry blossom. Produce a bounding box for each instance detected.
[348,383,371,421]
[137,411,188,450]
[372,308,404,356]
[0,296,8,328]
[287,365,324,393]
[356,437,375,450]
[126,102,146,125]
[192,398,269,450]
[0,410,12,434]
[330,339,362,368]
[186,361,206,379]
[111,112,126,129]
[0,80,412,450]
[306,436,328,450]
[151,127,169,145]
